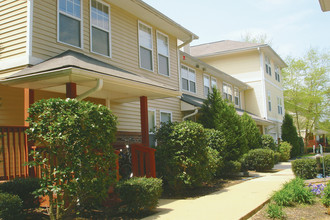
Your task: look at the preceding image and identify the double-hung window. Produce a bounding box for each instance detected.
[139,22,153,71]
[234,87,240,107]
[181,65,196,93]
[58,0,82,48]
[160,111,172,124]
[223,82,233,102]
[90,0,111,57]
[275,66,280,82]
[203,75,210,97]
[157,32,169,76]
[277,97,283,115]
[268,91,272,112]
[265,56,271,76]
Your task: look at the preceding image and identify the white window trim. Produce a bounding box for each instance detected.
[148,108,156,133]
[223,81,233,102]
[138,20,154,72]
[57,0,83,49]
[181,64,196,94]
[211,77,217,89]
[203,74,210,97]
[156,30,170,77]
[90,0,112,58]
[234,87,240,108]
[160,110,172,124]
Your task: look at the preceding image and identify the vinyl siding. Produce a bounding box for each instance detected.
[0,85,24,126]
[265,81,284,121]
[0,0,27,59]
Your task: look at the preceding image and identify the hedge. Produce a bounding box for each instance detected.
[279,142,292,162]
[0,193,23,220]
[291,158,318,179]
[242,149,274,171]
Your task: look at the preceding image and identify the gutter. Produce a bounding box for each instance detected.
[178,35,195,49]
[182,108,199,121]
[76,78,103,100]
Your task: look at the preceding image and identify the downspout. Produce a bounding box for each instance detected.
[183,108,199,121]
[76,78,103,101]
[178,35,195,49]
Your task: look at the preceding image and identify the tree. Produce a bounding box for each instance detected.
[241,112,262,150]
[281,113,300,158]
[27,98,118,219]
[241,32,272,45]
[198,87,248,162]
[282,48,330,144]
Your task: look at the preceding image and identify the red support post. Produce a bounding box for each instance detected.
[140,96,149,147]
[28,89,35,177]
[66,82,77,98]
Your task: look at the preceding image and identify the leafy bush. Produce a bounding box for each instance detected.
[298,137,305,155]
[240,112,262,150]
[205,129,224,176]
[0,178,40,209]
[274,152,281,164]
[266,203,286,219]
[322,182,330,207]
[261,134,276,151]
[220,160,241,176]
[278,142,292,162]
[291,158,318,179]
[322,155,330,176]
[241,149,274,171]
[155,121,213,191]
[0,193,23,220]
[115,177,162,214]
[281,113,300,158]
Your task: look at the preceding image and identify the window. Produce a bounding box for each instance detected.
[90,0,111,56]
[277,97,283,115]
[138,22,153,71]
[275,66,280,82]
[265,56,271,76]
[157,32,169,76]
[148,109,156,147]
[211,77,217,89]
[234,87,240,107]
[223,82,233,102]
[203,75,210,97]
[160,111,172,124]
[268,91,272,111]
[58,0,82,48]
[181,65,196,93]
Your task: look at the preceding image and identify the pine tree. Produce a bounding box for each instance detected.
[241,112,262,150]
[281,113,300,158]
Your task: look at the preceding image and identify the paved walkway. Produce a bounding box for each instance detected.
[143,162,294,220]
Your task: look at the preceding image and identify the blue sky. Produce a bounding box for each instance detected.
[143,0,330,59]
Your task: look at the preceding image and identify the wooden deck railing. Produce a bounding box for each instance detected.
[131,143,156,178]
[0,126,29,180]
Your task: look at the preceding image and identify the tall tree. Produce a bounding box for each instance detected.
[241,112,262,150]
[281,113,300,158]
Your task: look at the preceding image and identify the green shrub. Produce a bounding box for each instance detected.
[322,155,330,176]
[266,203,286,219]
[281,113,300,158]
[155,121,213,191]
[261,134,276,151]
[321,182,330,207]
[220,160,241,176]
[115,177,162,214]
[0,193,23,220]
[241,149,274,171]
[274,152,281,164]
[291,158,318,179]
[0,178,40,209]
[298,137,305,155]
[205,129,225,176]
[278,142,292,162]
[240,112,262,150]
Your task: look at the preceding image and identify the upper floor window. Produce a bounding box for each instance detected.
[211,77,217,89]
[203,75,210,97]
[160,111,172,124]
[181,65,196,93]
[277,97,283,115]
[91,0,111,57]
[275,66,280,82]
[138,22,153,71]
[157,32,169,76]
[234,87,240,107]
[268,91,272,112]
[223,82,233,102]
[58,0,82,48]
[265,56,271,76]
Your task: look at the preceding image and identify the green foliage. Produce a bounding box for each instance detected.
[26,98,118,219]
[322,155,330,176]
[261,134,276,151]
[115,177,163,215]
[321,182,330,207]
[205,129,225,176]
[198,87,248,162]
[272,178,315,207]
[291,158,317,179]
[278,142,292,162]
[298,137,305,154]
[155,121,213,191]
[274,152,281,164]
[241,149,274,171]
[0,193,23,220]
[281,113,301,158]
[240,112,262,150]
[266,203,286,219]
[221,160,241,176]
[0,178,40,209]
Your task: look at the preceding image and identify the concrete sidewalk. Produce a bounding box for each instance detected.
[143,162,294,220]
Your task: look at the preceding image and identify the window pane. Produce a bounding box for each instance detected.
[59,14,81,47]
[140,47,153,70]
[59,0,66,12]
[204,86,209,96]
[235,97,239,106]
[181,66,188,79]
[92,27,109,56]
[211,79,217,88]
[189,69,196,81]
[161,112,171,123]
[182,78,188,91]
[190,81,196,93]
[139,23,152,49]
[148,111,155,132]
[203,76,210,87]
[157,33,168,56]
[67,0,73,15]
[73,4,80,18]
[158,54,169,76]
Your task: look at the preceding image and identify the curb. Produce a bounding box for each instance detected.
[240,198,270,220]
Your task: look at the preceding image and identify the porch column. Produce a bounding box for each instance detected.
[140,96,149,147]
[23,89,30,127]
[66,82,77,98]
[25,89,35,177]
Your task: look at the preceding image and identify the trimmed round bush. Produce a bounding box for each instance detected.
[242,149,274,171]
[261,134,276,151]
[0,178,40,209]
[291,158,317,179]
[0,193,23,220]
[279,142,292,162]
[115,177,162,214]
